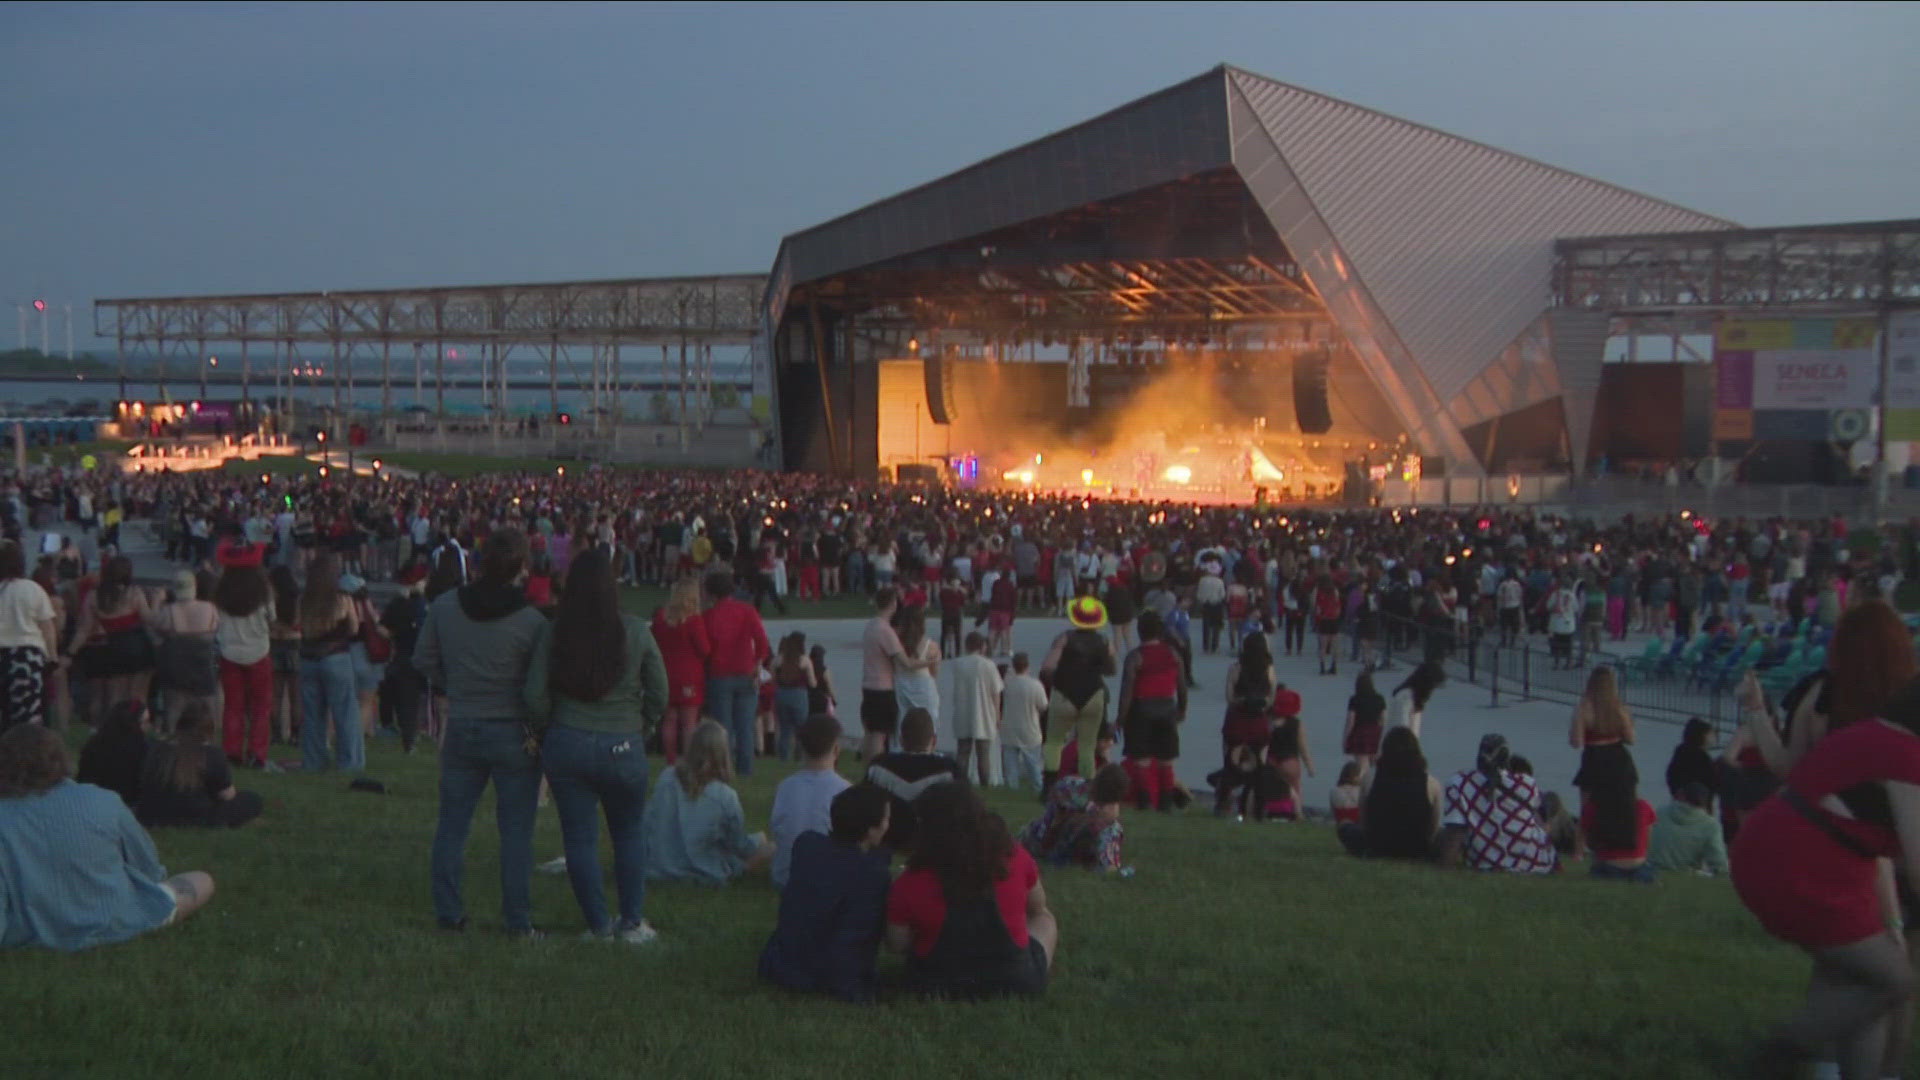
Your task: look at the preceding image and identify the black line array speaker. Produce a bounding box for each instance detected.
[1293,346,1333,435]
[925,352,956,424]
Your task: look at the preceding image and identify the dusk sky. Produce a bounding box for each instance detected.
[2,2,1914,345]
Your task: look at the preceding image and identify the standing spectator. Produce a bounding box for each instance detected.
[0,724,215,951]
[1387,661,1444,739]
[0,540,58,731]
[1342,670,1387,776]
[212,562,276,767]
[999,653,1047,792]
[650,576,711,765]
[63,555,154,729]
[417,528,548,937]
[151,569,220,732]
[947,632,1003,786]
[1040,597,1115,790]
[524,548,668,944]
[267,566,303,747]
[702,570,771,778]
[1570,666,1637,844]
[770,633,817,763]
[858,587,924,760]
[377,574,430,753]
[1115,610,1187,812]
[1194,563,1227,654]
[294,556,361,773]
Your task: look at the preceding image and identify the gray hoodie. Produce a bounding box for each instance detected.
[412,583,547,721]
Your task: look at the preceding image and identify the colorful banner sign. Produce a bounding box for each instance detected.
[1714,317,1883,445]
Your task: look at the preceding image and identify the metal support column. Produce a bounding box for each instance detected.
[678,337,689,449]
[807,300,840,474]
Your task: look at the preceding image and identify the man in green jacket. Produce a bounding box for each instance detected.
[1646,783,1729,876]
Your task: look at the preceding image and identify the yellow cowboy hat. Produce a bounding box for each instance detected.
[1067,595,1108,630]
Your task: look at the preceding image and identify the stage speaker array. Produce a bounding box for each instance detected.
[924,351,956,424]
[1292,346,1333,435]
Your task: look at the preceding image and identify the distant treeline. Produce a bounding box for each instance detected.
[0,349,112,375]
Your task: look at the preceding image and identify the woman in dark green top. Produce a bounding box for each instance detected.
[525,549,669,943]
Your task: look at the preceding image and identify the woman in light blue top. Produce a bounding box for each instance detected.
[0,725,215,951]
[642,719,773,884]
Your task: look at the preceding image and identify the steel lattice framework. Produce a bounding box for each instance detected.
[1553,219,1920,313]
[95,274,768,348]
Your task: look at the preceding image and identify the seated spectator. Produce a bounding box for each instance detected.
[885,782,1057,998]
[0,724,215,951]
[1646,781,1729,877]
[1018,764,1129,872]
[1664,717,1717,808]
[770,715,852,891]
[1328,761,1364,826]
[76,700,152,806]
[758,783,894,1003]
[1441,734,1555,874]
[1055,723,1115,779]
[865,707,963,849]
[1582,778,1658,883]
[1537,791,1582,862]
[1336,726,1441,861]
[136,702,264,829]
[642,719,773,884]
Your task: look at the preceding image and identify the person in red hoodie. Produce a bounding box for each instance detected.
[702,570,771,778]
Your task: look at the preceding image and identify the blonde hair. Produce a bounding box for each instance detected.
[662,576,701,626]
[1580,666,1630,740]
[678,719,734,798]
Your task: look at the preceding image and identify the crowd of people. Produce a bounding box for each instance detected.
[4,459,1920,1040]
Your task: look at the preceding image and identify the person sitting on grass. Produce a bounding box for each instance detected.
[76,699,152,807]
[1018,763,1130,872]
[758,783,894,1003]
[135,701,264,829]
[1582,774,1658,883]
[642,719,773,885]
[886,781,1058,998]
[1329,761,1364,827]
[865,707,963,850]
[1440,734,1554,874]
[770,715,852,891]
[1337,726,1442,861]
[1646,781,1729,877]
[0,724,215,951]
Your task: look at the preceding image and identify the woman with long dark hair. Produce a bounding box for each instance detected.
[136,701,263,829]
[771,632,816,762]
[892,606,940,735]
[1337,725,1441,861]
[526,548,669,942]
[1341,670,1386,776]
[296,554,362,772]
[1389,660,1445,738]
[76,699,152,806]
[885,781,1057,997]
[267,565,302,746]
[213,564,276,767]
[64,555,154,728]
[0,540,58,732]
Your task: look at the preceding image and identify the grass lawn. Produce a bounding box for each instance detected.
[222,455,321,478]
[4,737,1830,1079]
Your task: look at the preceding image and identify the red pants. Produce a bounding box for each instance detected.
[798,565,820,600]
[220,656,274,765]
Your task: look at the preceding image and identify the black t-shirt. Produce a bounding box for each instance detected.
[818,533,844,564]
[1348,693,1385,726]
[382,595,427,660]
[865,751,964,848]
[136,744,233,826]
[1105,588,1136,625]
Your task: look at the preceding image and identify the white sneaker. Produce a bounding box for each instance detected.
[614,920,659,946]
[538,856,568,875]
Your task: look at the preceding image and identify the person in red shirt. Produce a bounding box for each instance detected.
[1115,611,1189,812]
[702,570,771,777]
[885,782,1057,997]
[1582,787,1657,883]
[650,577,712,764]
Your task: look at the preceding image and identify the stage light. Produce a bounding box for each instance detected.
[907,338,919,353]
[1080,469,1094,485]
[1162,464,1193,484]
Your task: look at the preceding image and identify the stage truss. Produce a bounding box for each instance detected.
[94,275,768,435]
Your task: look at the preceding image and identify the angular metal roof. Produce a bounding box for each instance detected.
[769,65,1737,475]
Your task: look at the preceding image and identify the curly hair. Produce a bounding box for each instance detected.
[906,781,1012,899]
[0,724,70,798]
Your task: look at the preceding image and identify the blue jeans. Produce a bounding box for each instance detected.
[432,719,542,931]
[1590,861,1657,884]
[541,725,649,933]
[774,687,810,761]
[299,652,363,772]
[706,674,758,777]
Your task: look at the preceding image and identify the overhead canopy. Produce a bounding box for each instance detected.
[767,64,1736,475]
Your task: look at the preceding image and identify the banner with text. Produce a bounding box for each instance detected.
[1714,317,1880,445]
